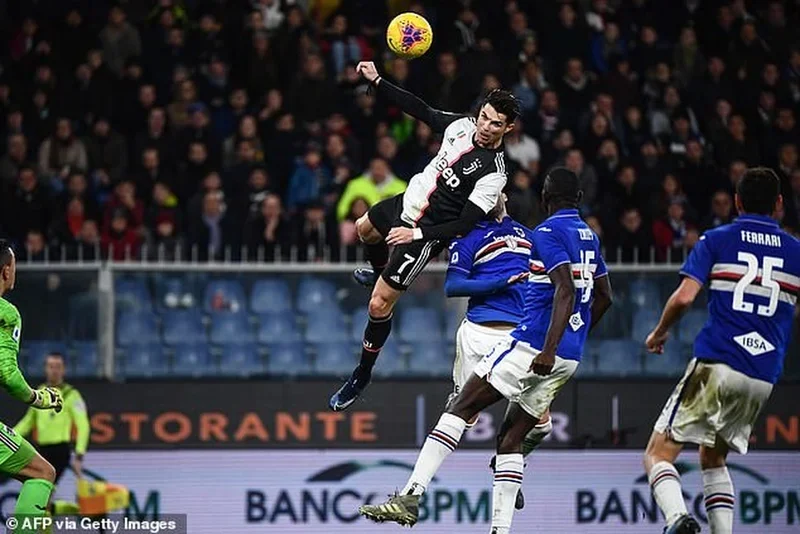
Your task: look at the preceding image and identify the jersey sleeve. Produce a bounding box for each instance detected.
[447,236,475,275]
[680,234,714,286]
[532,226,570,273]
[468,172,507,214]
[594,250,608,279]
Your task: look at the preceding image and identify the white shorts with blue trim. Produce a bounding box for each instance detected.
[453,319,516,394]
[472,336,578,419]
[653,358,772,454]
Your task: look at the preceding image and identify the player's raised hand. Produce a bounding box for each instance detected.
[356,61,380,83]
[29,386,63,413]
[507,271,530,285]
[530,349,555,376]
[645,329,668,354]
[386,227,415,246]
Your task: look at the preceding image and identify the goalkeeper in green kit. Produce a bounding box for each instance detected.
[0,240,64,528]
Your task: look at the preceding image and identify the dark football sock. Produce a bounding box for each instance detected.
[358,313,393,372]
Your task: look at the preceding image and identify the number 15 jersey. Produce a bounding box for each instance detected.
[512,209,608,361]
[681,214,800,384]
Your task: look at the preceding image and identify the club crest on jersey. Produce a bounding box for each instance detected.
[568,312,585,331]
[504,236,518,250]
[463,159,482,175]
[733,331,775,356]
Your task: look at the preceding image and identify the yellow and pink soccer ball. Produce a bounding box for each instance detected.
[386,12,433,59]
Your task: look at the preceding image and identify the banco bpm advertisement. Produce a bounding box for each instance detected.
[0,451,796,533]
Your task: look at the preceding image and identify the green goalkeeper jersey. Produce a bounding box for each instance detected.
[0,297,35,403]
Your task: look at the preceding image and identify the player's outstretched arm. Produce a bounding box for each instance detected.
[645,277,702,353]
[0,341,35,404]
[588,275,613,331]
[356,62,463,133]
[386,201,487,245]
[444,268,529,298]
[531,264,575,376]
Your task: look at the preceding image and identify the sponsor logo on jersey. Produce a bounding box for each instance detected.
[568,313,585,332]
[733,332,775,356]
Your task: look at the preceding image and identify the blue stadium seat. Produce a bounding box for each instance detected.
[678,310,707,344]
[154,277,197,311]
[312,343,356,376]
[631,309,661,344]
[398,307,443,342]
[23,341,68,377]
[266,342,312,376]
[350,306,369,343]
[643,342,689,377]
[295,278,338,314]
[305,310,349,343]
[116,312,159,347]
[257,313,301,343]
[203,279,247,314]
[591,302,630,339]
[590,340,643,376]
[219,344,265,377]
[407,342,452,377]
[250,279,292,314]
[71,342,99,378]
[171,343,216,377]
[371,340,408,378]
[68,295,98,341]
[210,313,254,344]
[445,312,462,341]
[115,277,152,313]
[574,346,598,377]
[627,278,662,311]
[121,344,168,378]
[162,310,205,345]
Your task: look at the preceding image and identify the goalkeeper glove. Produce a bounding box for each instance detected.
[29,387,63,413]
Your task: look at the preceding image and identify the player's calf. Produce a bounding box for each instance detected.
[644,431,697,530]
[700,440,734,534]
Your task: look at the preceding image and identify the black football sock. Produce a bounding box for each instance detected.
[365,242,389,278]
[358,313,393,373]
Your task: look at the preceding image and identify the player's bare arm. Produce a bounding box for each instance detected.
[530,263,575,376]
[645,277,702,354]
[589,275,613,331]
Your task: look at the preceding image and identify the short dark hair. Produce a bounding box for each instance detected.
[737,167,781,215]
[543,167,581,206]
[46,352,65,362]
[480,89,519,125]
[0,240,12,268]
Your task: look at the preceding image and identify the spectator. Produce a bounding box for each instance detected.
[102,208,142,261]
[505,119,541,177]
[716,114,760,168]
[590,21,626,75]
[672,26,705,87]
[244,193,290,259]
[240,166,274,220]
[0,134,28,187]
[336,158,406,222]
[19,230,47,263]
[293,201,337,261]
[37,118,88,191]
[561,148,598,212]
[50,197,89,246]
[607,207,653,263]
[506,169,541,228]
[103,180,144,238]
[653,199,695,261]
[99,5,142,78]
[4,166,52,242]
[85,117,127,185]
[61,172,100,222]
[136,148,172,202]
[512,60,547,117]
[701,190,735,232]
[145,182,182,259]
[287,143,332,211]
[187,190,236,262]
[67,220,101,261]
[223,115,264,168]
[167,79,198,130]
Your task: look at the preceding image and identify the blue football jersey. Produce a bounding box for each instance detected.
[680,214,800,384]
[447,216,533,324]
[512,209,608,360]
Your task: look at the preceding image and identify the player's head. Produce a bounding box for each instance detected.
[45,352,66,385]
[475,89,519,148]
[487,193,508,221]
[735,167,783,217]
[0,239,15,295]
[542,167,582,215]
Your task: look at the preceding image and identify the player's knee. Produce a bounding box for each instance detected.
[35,460,56,483]
[356,216,380,244]
[699,446,726,470]
[368,292,394,318]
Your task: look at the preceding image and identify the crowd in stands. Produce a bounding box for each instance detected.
[1,0,799,264]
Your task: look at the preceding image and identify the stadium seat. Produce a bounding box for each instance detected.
[626,278,662,311]
[171,343,216,377]
[371,340,408,378]
[407,342,453,377]
[23,341,68,377]
[398,307,443,342]
[257,313,301,344]
[120,344,168,378]
[250,279,292,314]
[444,312,463,340]
[574,346,598,377]
[203,279,247,314]
[631,309,661,344]
[68,295,98,341]
[312,342,356,376]
[116,312,159,347]
[209,313,254,344]
[295,278,338,314]
[590,340,643,376]
[304,310,349,343]
[115,277,152,313]
[591,302,630,339]
[162,310,205,345]
[218,344,265,377]
[643,342,689,377]
[154,277,197,311]
[71,342,99,378]
[350,306,369,343]
[677,309,707,344]
[266,342,312,376]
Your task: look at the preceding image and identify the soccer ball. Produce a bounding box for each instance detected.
[386,12,433,59]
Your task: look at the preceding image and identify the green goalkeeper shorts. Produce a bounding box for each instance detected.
[0,421,36,475]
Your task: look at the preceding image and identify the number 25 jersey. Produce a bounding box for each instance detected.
[512,209,608,361]
[681,214,800,384]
